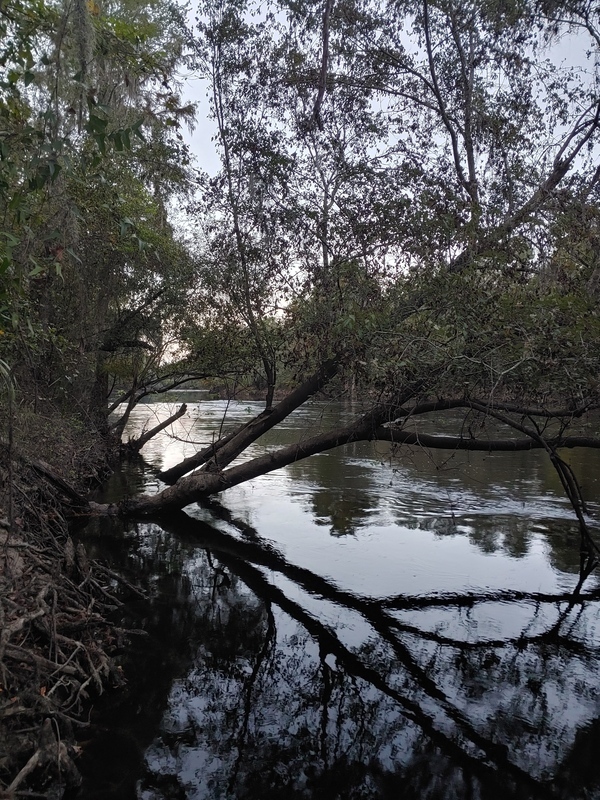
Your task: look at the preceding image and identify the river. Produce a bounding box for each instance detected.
[74,397,600,800]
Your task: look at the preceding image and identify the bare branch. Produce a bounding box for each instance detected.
[126,403,188,453]
[423,0,471,198]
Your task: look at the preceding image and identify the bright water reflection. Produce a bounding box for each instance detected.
[78,399,600,800]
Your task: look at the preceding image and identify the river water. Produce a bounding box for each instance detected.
[75,398,600,800]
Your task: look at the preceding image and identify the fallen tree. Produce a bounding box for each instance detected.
[72,0,600,562]
[85,357,600,577]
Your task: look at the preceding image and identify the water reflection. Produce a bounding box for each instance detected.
[289,455,376,535]
[77,400,600,799]
[80,514,600,800]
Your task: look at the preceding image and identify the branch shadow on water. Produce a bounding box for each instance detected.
[120,509,600,800]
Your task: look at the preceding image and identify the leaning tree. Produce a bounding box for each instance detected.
[78,0,600,575]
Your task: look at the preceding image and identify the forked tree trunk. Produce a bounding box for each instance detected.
[159,359,339,483]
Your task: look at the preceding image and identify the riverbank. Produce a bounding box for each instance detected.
[0,409,135,797]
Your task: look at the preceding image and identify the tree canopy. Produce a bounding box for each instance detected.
[1,0,600,547]
[5,2,600,794]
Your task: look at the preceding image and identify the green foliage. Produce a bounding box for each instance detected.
[1,0,599,426]
[187,0,599,409]
[0,0,197,420]
[336,267,600,407]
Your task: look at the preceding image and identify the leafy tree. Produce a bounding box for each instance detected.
[0,0,202,427]
[100,0,600,553]
[4,0,600,567]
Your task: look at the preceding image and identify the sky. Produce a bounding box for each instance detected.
[180,72,219,176]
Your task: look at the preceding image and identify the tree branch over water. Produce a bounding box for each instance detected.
[126,403,188,453]
[116,397,600,515]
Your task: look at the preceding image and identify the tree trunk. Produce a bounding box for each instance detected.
[89,355,110,435]
[159,359,339,483]
[81,373,600,520]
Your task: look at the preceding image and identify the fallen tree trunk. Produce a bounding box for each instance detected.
[159,359,339,483]
[117,384,420,515]
[158,415,263,484]
[375,429,600,451]
[116,427,600,517]
[84,369,600,519]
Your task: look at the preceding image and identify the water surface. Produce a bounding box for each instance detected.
[77,399,600,800]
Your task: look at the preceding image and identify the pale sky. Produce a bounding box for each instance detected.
[181,72,220,176]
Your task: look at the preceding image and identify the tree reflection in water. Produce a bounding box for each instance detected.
[83,403,600,799]
[124,513,600,800]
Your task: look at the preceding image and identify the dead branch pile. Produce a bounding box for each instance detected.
[0,420,139,798]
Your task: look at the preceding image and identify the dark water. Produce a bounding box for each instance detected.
[75,399,600,800]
